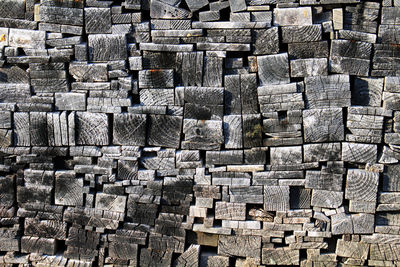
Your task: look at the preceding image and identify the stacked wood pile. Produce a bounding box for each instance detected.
[0,0,400,266]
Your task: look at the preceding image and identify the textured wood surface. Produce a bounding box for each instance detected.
[0,0,399,266]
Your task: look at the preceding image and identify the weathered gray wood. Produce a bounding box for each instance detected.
[75,112,109,145]
[224,75,241,115]
[336,240,369,260]
[9,28,45,49]
[342,142,377,163]
[330,56,370,76]
[352,213,374,234]
[109,242,138,261]
[85,7,111,34]
[150,0,191,19]
[173,244,200,267]
[0,65,29,84]
[39,5,83,26]
[270,146,302,166]
[139,69,174,88]
[331,40,372,60]
[306,171,343,191]
[199,11,220,22]
[55,171,83,206]
[14,112,30,146]
[383,165,400,192]
[140,89,174,106]
[206,150,243,166]
[113,113,147,146]
[88,34,127,62]
[148,115,182,148]
[288,41,329,59]
[282,24,322,43]
[242,114,262,148]
[25,218,67,239]
[257,53,290,85]
[29,112,48,146]
[140,248,173,267]
[303,143,341,162]
[241,74,258,114]
[332,212,354,234]
[273,7,312,26]
[0,0,25,19]
[218,236,261,258]
[192,21,270,29]
[95,193,126,213]
[311,190,343,208]
[182,119,223,150]
[223,115,243,149]
[203,56,223,87]
[262,248,299,265]
[290,58,328,77]
[215,202,246,220]
[264,185,290,211]
[345,169,379,203]
[55,93,86,111]
[21,236,56,255]
[303,108,344,143]
[69,62,108,82]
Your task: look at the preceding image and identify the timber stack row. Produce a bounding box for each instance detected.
[0,0,399,266]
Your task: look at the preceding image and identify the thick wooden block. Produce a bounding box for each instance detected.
[253,27,279,55]
[305,171,343,191]
[14,112,30,146]
[257,53,290,85]
[331,40,372,60]
[311,190,343,208]
[140,248,173,267]
[288,41,329,59]
[303,143,342,162]
[218,236,261,258]
[342,142,377,163]
[345,169,379,202]
[148,115,182,148]
[55,171,83,206]
[55,93,86,111]
[182,119,223,150]
[139,69,174,88]
[290,58,328,77]
[262,248,299,265]
[336,240,369,260]
[224,75,242,115]
[21,236,56,255]
[215,202,246,220]
[95,193,127,213]
[203,56,223,87]
[75,112,109,145]
[264,185,290,211]
[24,218,67,239]
[9,28,45,49]
[69,62,108,82]
[282,24,322,43]
[85,8,111,34]
[223,115,243,149]
[88,34,127,62]
[242,114,262,148]
[270,146,302,165]
[303,108,344,143]
[113,113,146,146]
[383,165,400,191]
[150,0,191,19]
[273,7,312,26]
[39,6,83,26]
[109,243,138,261]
